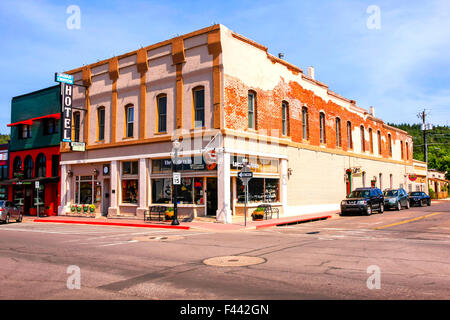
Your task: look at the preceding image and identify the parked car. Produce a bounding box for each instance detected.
[383,188,410,210]
[0,200,23,224]
[408,191,431,207]
[340,187,384,216]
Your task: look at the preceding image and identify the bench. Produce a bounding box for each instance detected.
[144,206,167,222]
[258,204,280,220]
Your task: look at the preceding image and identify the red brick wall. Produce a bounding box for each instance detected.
[224,75,413,163]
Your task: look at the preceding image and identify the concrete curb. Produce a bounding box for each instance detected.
[33,219,190,230]
[255,215,333,229]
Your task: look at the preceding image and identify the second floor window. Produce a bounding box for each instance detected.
[347,121,353,149]
[98,107,105,141]
[282,102,289,136]
[360,126,366,152]
[377,130,382,154]
[19,124,32,139]
[193,88,205,128]
[336,118,341,147]
[73,112,80,142]
[369,128,373,153]
[319,112,326,144]
[13,157,22,174]
[406,142,409,160]
[302,107,309,140]
[388,134,392,157]
[157,95,167,133]
[44,119,58,135]
[126,105,134,138]
[248,91,256,129]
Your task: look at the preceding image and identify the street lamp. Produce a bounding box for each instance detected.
[172,139,181,226]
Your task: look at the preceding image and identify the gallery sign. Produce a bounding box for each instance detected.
[61,83,73,142]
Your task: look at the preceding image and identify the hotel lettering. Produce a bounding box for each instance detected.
[61,83,73,142]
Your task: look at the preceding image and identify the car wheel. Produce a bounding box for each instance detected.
[366,205,372,216]
[16,213,23,223]
[396,202,401,211]
[5,214,9,224]
[379,203,384,214]
[427,200,431,206]
[405,201,410,209]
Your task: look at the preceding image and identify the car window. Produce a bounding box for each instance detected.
[383,190,398,197]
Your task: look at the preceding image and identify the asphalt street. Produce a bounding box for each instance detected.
[0,200,449,300]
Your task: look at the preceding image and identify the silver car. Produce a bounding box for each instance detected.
[0,200,23,224]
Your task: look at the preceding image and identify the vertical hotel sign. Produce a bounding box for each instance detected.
[55,73,74,142]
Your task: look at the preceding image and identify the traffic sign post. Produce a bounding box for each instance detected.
[35,181,40,218]
[238,165,253,226]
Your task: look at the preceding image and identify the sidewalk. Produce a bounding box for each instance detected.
[25,210,338,232]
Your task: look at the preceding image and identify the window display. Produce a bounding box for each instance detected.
[152,178,172,204]
[237,178,279,203]
[122,179,138,203]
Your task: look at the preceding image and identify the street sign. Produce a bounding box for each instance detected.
[55,72,74,85]
[71,142,86,152]
[238,166,253,185]
[35,181,39,189]
[173,172,181,185]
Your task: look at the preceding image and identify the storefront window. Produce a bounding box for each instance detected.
[74,176,97,204]
[123,161,138,175]
[178,178,193,204]
[152,178,172,204]
[122,179,138,204]
[193,178,204,205]
[236,178,279,203]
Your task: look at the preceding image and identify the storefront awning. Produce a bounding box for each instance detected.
[0,176,60,186]
[7,113,61,127]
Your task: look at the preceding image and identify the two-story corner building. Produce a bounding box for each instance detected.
[0,143,10,200]
[5,86,61,216]
[58,24,414,222]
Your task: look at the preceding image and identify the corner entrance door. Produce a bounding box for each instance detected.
[24,186,32,215]
[346,172,352,196]
[206,178,217,216]
[102,179,110,217]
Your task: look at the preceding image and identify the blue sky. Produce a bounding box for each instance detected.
[0,0,449,134]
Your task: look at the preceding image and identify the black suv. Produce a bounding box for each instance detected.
[340,187,384,216]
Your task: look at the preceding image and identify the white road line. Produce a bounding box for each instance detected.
[97,240,139,247]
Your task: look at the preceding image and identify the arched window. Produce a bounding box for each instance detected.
[193,87,205,128]
[347,121,353,149]
[125,104,134,138]
[248,91,256,129]
[97,107,105,141]
[406,142,409,160]
[360,126,366,152]
[388,133,392,157]
[319,112,326,144]
[13,156,22,174]
[369,128,373,153]
[156,94,167,133]
[281,101,289,136]
[302,107,309,140]
[35,153,46,178]
[336,118,341,147]
[377,130,382,154]
[24,155,33,179]
[400,141,404,159]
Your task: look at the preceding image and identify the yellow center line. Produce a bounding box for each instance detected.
[374,212,447,230]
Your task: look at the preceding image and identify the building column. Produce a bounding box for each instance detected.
[58,164,69,215]
[280,159,288,216]
[136,158,148,218]
[216,151,232,223]
[108,160,119,216]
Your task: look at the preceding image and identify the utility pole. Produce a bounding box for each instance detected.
[417,109,428,164]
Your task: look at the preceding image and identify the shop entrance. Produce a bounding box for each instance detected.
[206,178,217,216]
[346,171,352,196]
[102,179,110,216]
[24,186,32,215]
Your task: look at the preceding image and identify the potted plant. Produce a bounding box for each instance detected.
[165,207,174,221]
[252,207,265,221]
[71,204,77,214]
[89,204,96,217]
[76,205,82,213]
[83,204,89,213]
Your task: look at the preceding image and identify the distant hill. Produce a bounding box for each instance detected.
[0,134,9,145]
[389,123,450,179]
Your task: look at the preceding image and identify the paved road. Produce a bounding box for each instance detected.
[0,200,449,300]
